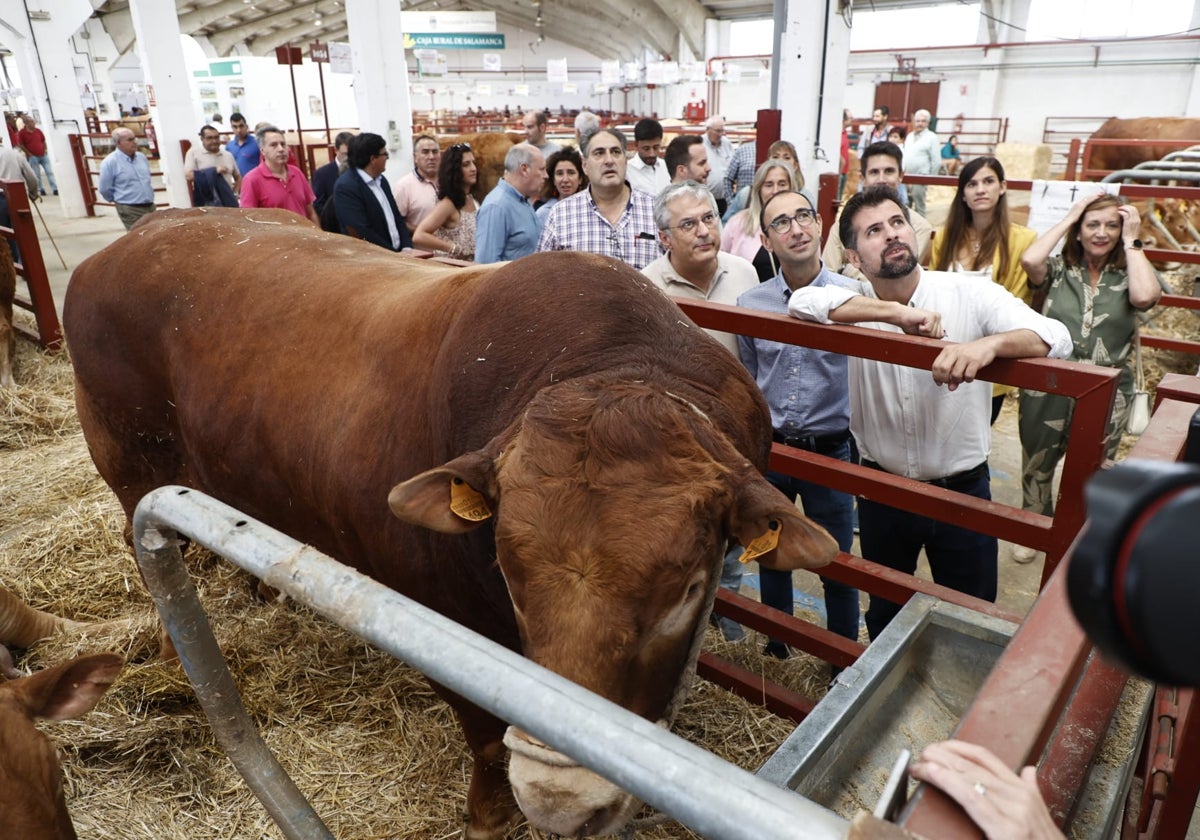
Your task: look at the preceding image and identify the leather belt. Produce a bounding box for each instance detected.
[862,459,989,490]
[773,428,852,454]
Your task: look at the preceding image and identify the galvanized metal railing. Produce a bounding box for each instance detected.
[133,485,851,840]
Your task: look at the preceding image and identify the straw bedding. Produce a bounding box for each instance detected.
[0,321,830,840]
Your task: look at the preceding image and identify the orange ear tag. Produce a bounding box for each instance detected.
[738,519,781,564]
[450,477,492,522]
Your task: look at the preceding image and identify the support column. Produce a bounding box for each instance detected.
[0,0,93,216]
[126,0,192,210]
[345,0,414,178]
[774,0,851,188]
[1185,3,1200,115]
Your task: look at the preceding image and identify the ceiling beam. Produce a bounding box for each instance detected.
[647,0,710,58]
[244,17,344,56]
[206,0,326,54]
[95,7,137,55]
[492,9,635,63]
[178,0,256,32]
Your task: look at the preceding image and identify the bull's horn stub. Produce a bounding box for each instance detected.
[739,519,780,564]
[450,477,493,521]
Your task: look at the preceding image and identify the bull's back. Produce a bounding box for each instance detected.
[66,209,490,559]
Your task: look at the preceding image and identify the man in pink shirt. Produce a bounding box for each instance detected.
[239,125,318,225]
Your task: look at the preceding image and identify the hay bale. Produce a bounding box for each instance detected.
[994,142,1053,181]
[1,325,838,839]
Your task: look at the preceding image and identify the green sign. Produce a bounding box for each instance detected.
[403,32,505,50]
[209,60,243,77]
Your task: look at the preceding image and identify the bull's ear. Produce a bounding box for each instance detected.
[388,450,499,534]
[728,471,838,572]
[14,652,124,721]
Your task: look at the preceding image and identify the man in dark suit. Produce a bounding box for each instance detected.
[311,131,355,214]
[332,132,412,251]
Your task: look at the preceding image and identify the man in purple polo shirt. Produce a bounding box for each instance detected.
[239,125,318,226]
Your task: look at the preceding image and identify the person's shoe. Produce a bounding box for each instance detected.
[710,614,746,642]
[762,640,789,660]
[1012,545,1039,564]
[39,189,45,196]
[52,189,58,195]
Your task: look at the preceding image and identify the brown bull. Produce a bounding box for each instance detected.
[64,208,836,839]
[1088,116,1200,174]
[438,132,521,198]
[0,586,123,840]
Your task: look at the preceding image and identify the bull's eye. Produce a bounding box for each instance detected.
[768,519,780,531]
[453,477,464,485]
[684,581,703,602]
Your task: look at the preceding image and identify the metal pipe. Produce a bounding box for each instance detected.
[134,486,850,840]
[1103,169,1200,184]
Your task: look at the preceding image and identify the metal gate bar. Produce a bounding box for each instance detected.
[133,485,851,840]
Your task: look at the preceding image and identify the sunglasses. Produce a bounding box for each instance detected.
[450,143,471,152]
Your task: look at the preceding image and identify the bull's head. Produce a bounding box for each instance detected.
[388,381,835,837]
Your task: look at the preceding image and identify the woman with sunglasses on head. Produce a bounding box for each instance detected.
[1014,194,1160,561]
[413,143,479,260]
[536,147,586,220]
[930,156,1037,424]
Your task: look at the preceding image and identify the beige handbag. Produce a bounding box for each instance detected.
[1127,325,1151,435]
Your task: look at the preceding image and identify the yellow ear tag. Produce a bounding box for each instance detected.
[739,520,781,564]
[450,477,492,522]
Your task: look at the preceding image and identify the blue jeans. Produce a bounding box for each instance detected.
[27,154,56,193]
[860,461,997,640]
[759,439,860,642]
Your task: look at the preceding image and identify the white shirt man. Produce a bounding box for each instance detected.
[823,141,932,278]
[702,117,734,210]
[789,185,1072,640]
[903,109,940,216]
[640,181,758,356]
[626,120,670,196]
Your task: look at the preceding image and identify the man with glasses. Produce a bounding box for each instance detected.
[184,124,241,200]
[393,134,441,233]
[537,127,658,269]
[475,142,546,263]
[787,185,1071,640]
[225,112,260,177]
[736,189,861,663]
[331,132,411,251]
[240,125,319,225]
[642,181,756,355]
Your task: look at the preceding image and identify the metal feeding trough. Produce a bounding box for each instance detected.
[758,595,1017,816]
[757,594,1154,836]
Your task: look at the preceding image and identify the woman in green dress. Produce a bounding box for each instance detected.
[1016,194,1161,542]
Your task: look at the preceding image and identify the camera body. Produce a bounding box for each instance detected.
[1068,406,1200,686]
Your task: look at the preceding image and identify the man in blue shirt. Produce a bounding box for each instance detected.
[475,143,546,263]
[98,127,155,230]
[737,188,860,661]
[225,112,260,177]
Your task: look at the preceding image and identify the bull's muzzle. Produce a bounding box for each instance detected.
[503,725,642,837]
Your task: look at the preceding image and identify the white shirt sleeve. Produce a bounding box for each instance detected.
[787,284,861,324]
[972,280,1074,359]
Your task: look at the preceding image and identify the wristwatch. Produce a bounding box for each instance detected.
[1127,239,1144,250]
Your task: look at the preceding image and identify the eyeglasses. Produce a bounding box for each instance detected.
[669,211,718,233]
[450,143,471,152]
[767,210,817,234]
